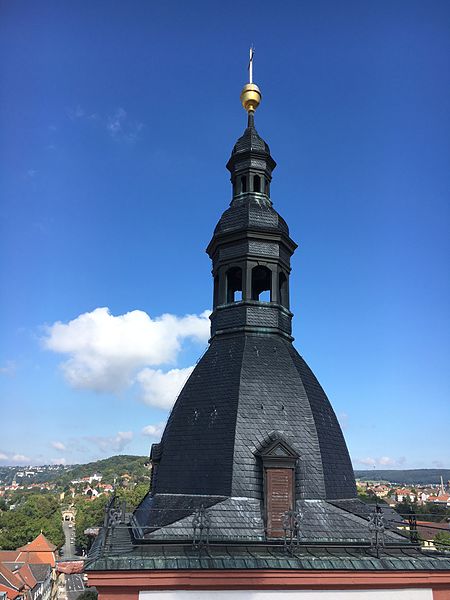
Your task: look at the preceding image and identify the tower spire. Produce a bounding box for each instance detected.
[248,45,254,84]
[240,47,261,117]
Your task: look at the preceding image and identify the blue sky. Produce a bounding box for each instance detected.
[0,0,449,468]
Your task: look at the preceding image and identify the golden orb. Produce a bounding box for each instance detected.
[240,83,261,112]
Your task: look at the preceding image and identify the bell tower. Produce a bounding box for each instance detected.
[132,50,357,532]
[207,55,297,341]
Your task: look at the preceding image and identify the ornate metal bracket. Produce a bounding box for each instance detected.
[102,494,126,551]
[368,504,385,557]
[192,504,211,548]
[283,509,303,551]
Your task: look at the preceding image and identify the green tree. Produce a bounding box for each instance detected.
[0,494,64,549]
[116,483,148,511]
[76,591,98,600]
[434,531,450,552]
[74,495,109,553]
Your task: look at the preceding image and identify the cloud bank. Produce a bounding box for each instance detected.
[355,456,406,468]
[43,307,210,409]
[0,452,32,464]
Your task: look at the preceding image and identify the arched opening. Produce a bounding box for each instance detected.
[213,274,219,307]
[253,174,261,193]
[279,272,288,307]
[252,266,271,302]
[240,176,247,193]
[226,266,243,303]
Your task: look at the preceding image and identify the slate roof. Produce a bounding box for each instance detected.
[135,498,406,545]
[28,564,50,583]
[214,198,290,237]
[86,517,450,572]
[139,333,356,524]
[230,121,272,157]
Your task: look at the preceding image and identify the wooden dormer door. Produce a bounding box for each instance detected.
[266,467,294,538]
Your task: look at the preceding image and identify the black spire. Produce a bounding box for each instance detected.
[207,113,297,340]
[133,77,357,543]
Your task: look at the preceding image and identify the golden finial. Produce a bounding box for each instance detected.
[240,46,261,113]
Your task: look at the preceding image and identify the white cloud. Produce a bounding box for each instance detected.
[85,431,133,454]
[43,307,210,394]
[11,454,31,463]
[51,441,66,451]
[51,457,67,465]
[357,457,377,467]
[137,366,194,409]
[0,453,8,461]
[378,456,395,466]
[142,422,166,438]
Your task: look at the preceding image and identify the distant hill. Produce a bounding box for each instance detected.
[354,469,450,485]
[0,455,151,488]
[60,455,149,485]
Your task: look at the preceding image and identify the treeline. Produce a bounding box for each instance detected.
[0,494,64,549]
[355,469,450,485]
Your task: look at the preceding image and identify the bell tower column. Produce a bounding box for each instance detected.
[207,53,297,341]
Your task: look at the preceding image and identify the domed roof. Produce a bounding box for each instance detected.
[226,116,276,179]
[231,123,272,157]
[149,333,356,502]
[214,198,290,237]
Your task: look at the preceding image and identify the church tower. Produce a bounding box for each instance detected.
[133,55,358,540]
[86,54,450,599]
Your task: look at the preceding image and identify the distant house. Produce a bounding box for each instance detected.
[395,488,416,502]
[428,494,450,507]
[0,534,54,600]
[0,561,24,600]
[16,533,57,568]
[99,484,113,493]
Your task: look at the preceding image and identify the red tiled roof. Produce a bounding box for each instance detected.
[0,583,22,600]
[15,552,55,568]
[0,553,19,564]
[17,534,56,553]
[0,563,23,591]
[16,565,37,589]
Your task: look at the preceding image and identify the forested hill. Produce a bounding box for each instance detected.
[354,469,450,484]
[61,455,149,484]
